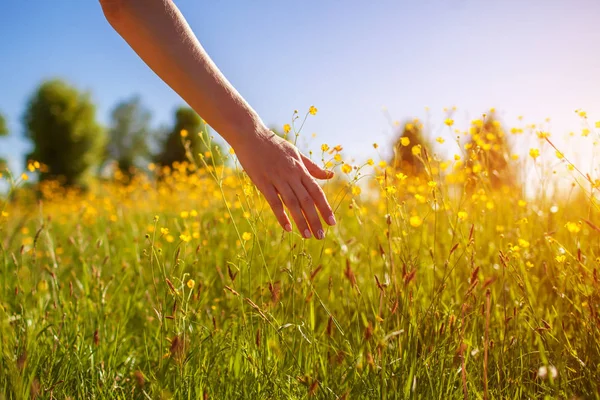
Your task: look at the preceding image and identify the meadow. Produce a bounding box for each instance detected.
[0,109,599,399]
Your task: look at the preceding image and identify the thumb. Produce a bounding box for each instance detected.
[301,153,334,180]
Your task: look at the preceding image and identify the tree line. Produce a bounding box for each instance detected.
[0,79,223,187]
[0,78,519,193]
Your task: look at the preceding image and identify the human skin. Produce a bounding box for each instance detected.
[99,0,336,239]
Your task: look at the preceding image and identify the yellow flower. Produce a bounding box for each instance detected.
[458,211,468,220]
[180,234,191,242]
[373,143,379,149]
[409,215,423,228]
[518,239,530,248]
[582,128,590,137]
[366,158,374,166]
[595,121,600,129]
[242,232,252,241]
[21,173,28,181]
[341,163,352,174]
[555,255,566,263]
[160,227,169,235]
[436,137,445,144]
[577,110,587,118]
[334,154,342,162]
[187,279,195,289]
[565,221,581,234]
[537,131,550,139]
[401,137,410,147]
[396,173,407,181]
[37,280,49,292]
[529,148,540,160]
[428,181,437,188]
[1,211,8,218]
[180,211,189,219]
[190,210,198,217]
[321,144,330,152]
[166,235,175,243]
[444,118,454,127]
[454,154,461,161]
[283,124,291,134]
[555,150,564,159]
[351,185,362,196]
[180,129,188,138]
[385,186,397,194]
[378,160,387,168]
[309,105,318,115]
[518,200,527,207]
[411,145,421,156]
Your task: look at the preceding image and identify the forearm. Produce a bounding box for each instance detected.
[100,0,267,147]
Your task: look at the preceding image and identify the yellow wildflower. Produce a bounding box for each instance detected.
[409,215,423,228]
[529,148,540,160]
[565,221,581,234]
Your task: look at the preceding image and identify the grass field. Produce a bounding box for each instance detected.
[1,112,599,399]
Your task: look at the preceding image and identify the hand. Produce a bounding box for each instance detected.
[233,129,336,239]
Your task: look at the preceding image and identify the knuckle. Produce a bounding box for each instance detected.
[300,195,312,205]
[286,198,299,209]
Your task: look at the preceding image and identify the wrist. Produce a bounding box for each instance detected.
[222,114,271,149]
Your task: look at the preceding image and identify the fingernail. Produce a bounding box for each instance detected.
[317,229,325,240]
[284,223,292,232]
[303,229,312,239]
[328,215,337,226]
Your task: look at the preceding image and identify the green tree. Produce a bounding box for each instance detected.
[23,79,106,187]
[0,112,7,173]
[389,119,433,176]
[156,107,222,167]
[465,113,519,192]
[107,95,152,176]
[0,112,7,137]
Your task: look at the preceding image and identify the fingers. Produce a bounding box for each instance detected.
[276,183,317,239]
[302,175,336,226]
[290,182,325,240]
[301,153,334,180]
[261,184,292,232]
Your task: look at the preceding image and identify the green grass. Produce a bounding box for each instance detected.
[1,141,599,399]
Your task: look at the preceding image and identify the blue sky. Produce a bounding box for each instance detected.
[1,0,599,175]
